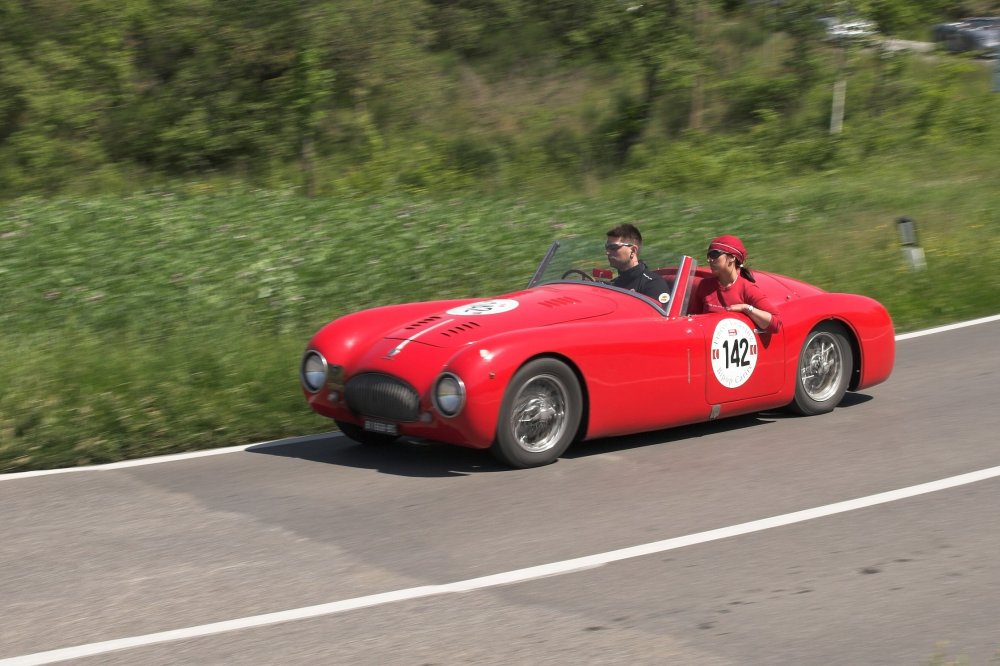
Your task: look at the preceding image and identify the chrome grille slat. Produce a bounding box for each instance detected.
[345,373,420,421]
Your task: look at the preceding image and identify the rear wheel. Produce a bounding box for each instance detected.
[791,323,852,415]
[491,358,582,468]
[334,419,398,446]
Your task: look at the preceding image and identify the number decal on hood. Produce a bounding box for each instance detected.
[447,299,519,316]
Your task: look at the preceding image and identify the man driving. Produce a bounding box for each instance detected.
[605,223,672,308]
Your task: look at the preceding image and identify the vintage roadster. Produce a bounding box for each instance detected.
[301,239,894,468]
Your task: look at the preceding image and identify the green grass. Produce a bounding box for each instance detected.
[2,147,1000,472]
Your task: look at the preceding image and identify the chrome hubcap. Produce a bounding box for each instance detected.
[800,332,843,402]
[509,374,568,453]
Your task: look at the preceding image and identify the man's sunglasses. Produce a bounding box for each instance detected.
[605,242,635,251]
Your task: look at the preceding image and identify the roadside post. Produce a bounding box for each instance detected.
[896,216,926,271]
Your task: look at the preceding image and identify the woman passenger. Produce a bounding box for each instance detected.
[688,235,780,333]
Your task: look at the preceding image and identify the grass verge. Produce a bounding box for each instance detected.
[2,150,999,472]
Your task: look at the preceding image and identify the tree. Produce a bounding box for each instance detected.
[0,1,136,192]
[533,0,705,163]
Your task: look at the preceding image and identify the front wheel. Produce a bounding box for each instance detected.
[334,419,398,446]
[791,323,852,416]
[491,358,582,468]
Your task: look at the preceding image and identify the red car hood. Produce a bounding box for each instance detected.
[382,285,617,349]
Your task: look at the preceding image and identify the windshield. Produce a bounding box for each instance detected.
[527,238,695,313]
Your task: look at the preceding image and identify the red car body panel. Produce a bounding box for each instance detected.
[302,251,894,454]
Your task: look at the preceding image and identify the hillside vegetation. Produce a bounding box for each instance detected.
[3,0,1000,196]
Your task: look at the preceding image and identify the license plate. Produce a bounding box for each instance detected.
[364,420,398,436]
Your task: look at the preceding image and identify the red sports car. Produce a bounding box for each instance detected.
[301,239,894,468]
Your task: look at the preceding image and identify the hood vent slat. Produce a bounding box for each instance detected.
[538,296,580,308]
[403,315,442,331]
[440,321,482,338]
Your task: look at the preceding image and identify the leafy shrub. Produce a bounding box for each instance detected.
[444,134,501,178]
[722,74,802,128]
[542,126,585,170]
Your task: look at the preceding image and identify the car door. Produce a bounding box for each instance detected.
[701,312,785,404]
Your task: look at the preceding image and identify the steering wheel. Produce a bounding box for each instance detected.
[561,269,595,281]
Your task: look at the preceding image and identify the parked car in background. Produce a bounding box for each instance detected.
[821,17,878,44]
[932,17,1000,56]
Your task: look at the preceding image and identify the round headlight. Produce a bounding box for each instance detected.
[433,373,466,417]
[301,351,328,393]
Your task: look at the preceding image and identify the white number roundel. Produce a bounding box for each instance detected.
[710,318,758,388]
[446,299,519,316]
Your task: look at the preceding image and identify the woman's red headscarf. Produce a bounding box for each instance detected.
[708,235,755,282]
[708,235,747,265]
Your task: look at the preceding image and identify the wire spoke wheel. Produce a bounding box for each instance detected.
[509,375,569,453]
[792,323,852,416]
[800,334,843,402]
[493,359,582,468]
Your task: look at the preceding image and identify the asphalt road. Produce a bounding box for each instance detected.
[2,319,999,665]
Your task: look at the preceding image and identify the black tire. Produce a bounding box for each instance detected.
[791,323,852,416]
[334,419,398,446]
[491,358,582,468]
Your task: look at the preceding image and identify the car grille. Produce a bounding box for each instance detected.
[345,373,420,422]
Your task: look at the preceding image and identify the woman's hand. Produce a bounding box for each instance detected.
[727,303,772,331]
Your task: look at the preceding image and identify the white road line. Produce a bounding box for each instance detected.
[4,464,1000,665]
[3,313,998,482]
[894,313,1000,341]
[0,433,335,482]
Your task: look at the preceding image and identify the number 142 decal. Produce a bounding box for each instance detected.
[710,318,759,388]
[716,337,757,368]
